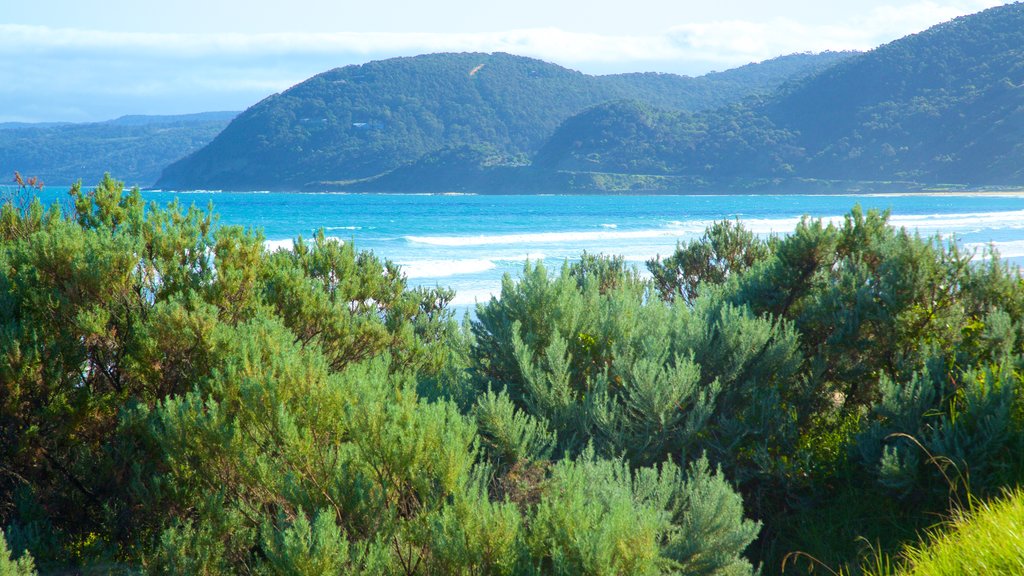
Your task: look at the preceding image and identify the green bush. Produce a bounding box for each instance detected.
[1,177,764,574]
[7,178,1024,575]
[0,530,36,576]
[472,255,805,489]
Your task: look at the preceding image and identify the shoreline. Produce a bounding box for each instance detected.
[131,188,1024,198]
[9,183,1024,198]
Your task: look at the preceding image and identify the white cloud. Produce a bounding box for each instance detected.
[665,0,1008,64]
[0,1,1011,121]
[0,26,685,65]
[0,1,1008,67]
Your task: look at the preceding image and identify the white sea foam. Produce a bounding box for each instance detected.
[495,253,546,262]
[400,259,497,278]
[722,216,813,235]
[964,240,1024,259]
[404,226,704,247]
[888,210,1024,233]
[324,225,361,231]
[840,192,1024,199]
[618,252,663,262]
[705,210,1024,238]
[658,216,815,237]
[732,210,1024,238]
[264,238,296,251]
[449,288,500,307]
[264,237,345,252]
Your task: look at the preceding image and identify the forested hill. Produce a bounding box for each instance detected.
[0,112,237,187]
[155,51,853,191]
[767,0,1024,183]
[535,2,1024,190]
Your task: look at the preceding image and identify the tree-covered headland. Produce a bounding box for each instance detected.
[0,113,237,188]
[152,4,1024,194]
[3,177,1024,574]
[155,52,852,192]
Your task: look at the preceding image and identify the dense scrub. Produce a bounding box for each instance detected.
[3,177,1024,574]
[0,177,756,575]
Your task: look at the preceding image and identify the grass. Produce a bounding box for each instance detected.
[863,487,1024,575]
[772,485,933,575]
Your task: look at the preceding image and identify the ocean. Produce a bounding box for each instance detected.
[11,189,1024,313]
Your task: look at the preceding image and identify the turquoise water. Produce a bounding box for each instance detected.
[11,188,1024,310]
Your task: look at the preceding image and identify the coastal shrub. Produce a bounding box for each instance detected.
[260,230,459,375]
[857,365,1024,503]
[714,208,1024,495]
[471,387,556,469]
[137,316,481,573]
[1,177,764,574]
[528,449,759,576]
[705,207,1024,572]
[9,176,1024,574]
[471,256,806,485]
[136,312,760,574]
[0,176,457,568]
[648,219,771,304]
[472,209,1024,574]
[724,206,1015,408]
[0,530,36,576]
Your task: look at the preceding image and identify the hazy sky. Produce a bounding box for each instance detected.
[0,0,1009,122]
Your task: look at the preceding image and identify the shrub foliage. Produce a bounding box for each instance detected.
[3,176,1024,574]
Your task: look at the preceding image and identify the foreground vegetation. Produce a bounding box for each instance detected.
[860,488,1024,576]
[3,176,1024,574]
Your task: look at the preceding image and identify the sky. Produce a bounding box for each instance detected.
[0,0,1010,123]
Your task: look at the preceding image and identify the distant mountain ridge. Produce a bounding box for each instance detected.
[530,2,1024,191]
[0,122,71,131]
[101,112,238,127]
[0,112,237,186]
[157,0,1024,195]
[156,51,854,191]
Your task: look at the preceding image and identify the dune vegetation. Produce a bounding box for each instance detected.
[3,176,1024,574]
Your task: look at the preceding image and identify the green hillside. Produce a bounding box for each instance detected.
[772,1,1024,183]
[0,112,236,187]
[156,51,852,191]
[534,100,800,178]
[153,3,1024,193]
[534,3,1024,190]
